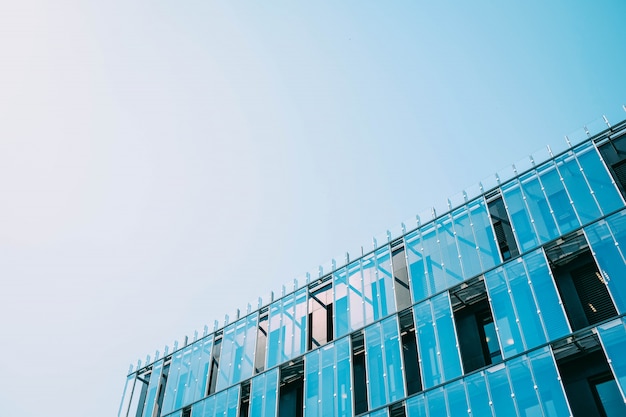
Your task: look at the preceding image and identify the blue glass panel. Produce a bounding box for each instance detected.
[422,222,445,294]
[524,250,570,341]
[406,393,427,417]
[469,199,501,272]
[453,206,482,280]
[188,336,213,404]
[576,144,624,215]
[382,316,405,402]
[464,371,493,417]
[216,322,237,391]
[304,349,320,417]
[348,260,365,332]
[527,347,571,417]
[414,298,439,388]
[367,410,389,417]
[375,247,396,320]
[192,399,205,417]
[334,267,350,338]
[201,395,215,417]
[438,215,464,288]
[365,322,387,409]
[267,300,282,369]
[335,338,353,417]
[214,390,228,417]
[250,372,266,417]
[508,356,542,417]
[264,368,279,417]
[161,348,183,414]
[445,379,469,417]
[426,387,447,417]
[595,379,626,417]
[597,318,626,403]
[142,360,163,417]
[485,267,524,358]
[520,172,559,243]
[485,364,516,416]
[293,288,308,359]
[505,260,546,350]
[502,181,538,252]
[586,217,626,313]
[540,162,579,234]
[557,151,602,224]
[226,385,240,417]
[406,230,430,303]
[432,293,462,383]
[556,152,601,224]
[362,254,377,326]
[321,345,335,417]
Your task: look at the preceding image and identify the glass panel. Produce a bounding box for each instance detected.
[362,254,377,326]
[453,206,482,280]
[540,162,579,234]
[334,267,350,338]
[216,322,237,391]
[213,390,228,417]
[415,299,439,389]
[465,371,493,417]
[576,144,624,215]
[445,379,469,417]
[505,260,546,350]
[335,337,353,417]
[304,349,320,417]
[527,347,571,417]
[250,367,278,417]
[485,267,524,358]
[225,385,240,417]
[118,374,135,417]
[438,215,464,287]
[502,181,538,252]
[597,318,626,403]
[556,152,601,224]
[406,393,427,417]
[162,349,184,414]
[426,387,447,417]
[264,368,279,417]
[382,316,405,402]
[364,322,386,409]
[508,356,542,417]
[375,247,396,320]
[348,260,365,332]
[422,223,445,294]
[585,216,626,313]
[293,288,308,359]
[485,364,517,416]
[524,250,570,341]
[200,395,215,417]
[142,360,163,417]
[406,230,430,303]
[267,299,282,369]
[432,293,462,383]
[321,345,335,417]
[520,172,559,243]
[188,336,213,404]
[594,379,626,417]
[470,199,501,272]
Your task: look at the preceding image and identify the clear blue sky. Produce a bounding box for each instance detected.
[1,2,625,416]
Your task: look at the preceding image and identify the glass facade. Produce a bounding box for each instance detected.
[120,117,626,417]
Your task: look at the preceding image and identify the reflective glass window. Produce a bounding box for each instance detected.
[414,292,462,389]
[250,368,279,417]
[216,313,257,391]
[520,171,560,243]
[334,267,350,338]
[405,229,431,303]
[161,346,189,414]
[502,181,538,252]
[438,215,464,287]
[576,143,624,215]
[266,288,307,369]
[508,356,542,417]
[364,316,406,409]
[539,162,579,234]
[445,379,469,417]
[464,371,493,417]
[485,364,516,416]
[141,360,164,417]
[426,387,447,417]
[585,211,626,314]
[406,393,427,417]
[597,318,626,403]
[556,151,602,224]
[527,347,571,417]
[453,207,482,280]
[469,199,501,272]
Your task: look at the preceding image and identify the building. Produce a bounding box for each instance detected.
[119,114,626,417]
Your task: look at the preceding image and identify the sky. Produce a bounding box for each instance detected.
[0,1,625,416]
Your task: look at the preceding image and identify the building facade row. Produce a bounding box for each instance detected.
[119,117,626,417]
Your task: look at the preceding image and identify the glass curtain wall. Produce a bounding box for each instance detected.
[216,314,258,392]
[267,288,307,369]
[249,368,279,417]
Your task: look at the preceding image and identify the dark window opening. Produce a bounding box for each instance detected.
[278,359,304,417]
[351,331,368,415]
[389,400,407,417]
[450,277,500,373]
[207,334,222,395]
[308,279,333,350]
[553,331,623,417]
[398,308,421,395]
[598,133,626,198]
[545,231,618,331]
[239,380,251,417]
[255,309,269,374]
[392,242,412,311]
[181,406,191,417]
[133,372,150,417]
[487,196,520,261]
